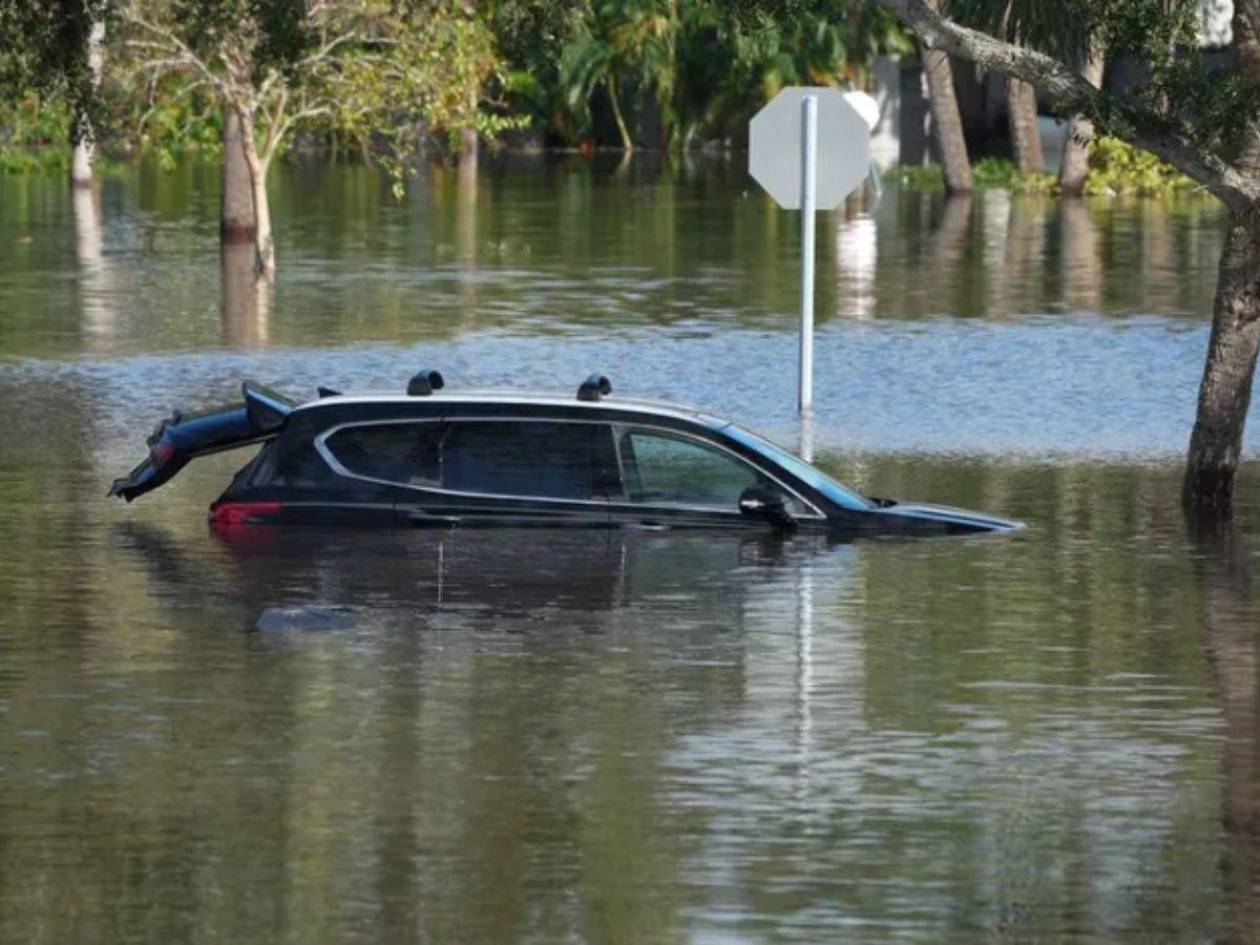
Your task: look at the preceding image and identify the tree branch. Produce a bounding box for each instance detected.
[291,31,362,74]
[121,12,226,95]
[877,0,1260,212]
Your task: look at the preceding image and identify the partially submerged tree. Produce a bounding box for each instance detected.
[1006,72,1042,172]
[0,0,109,186]
[1058,46,1105,195]
[921,0,973,192]
[880,0,1260,518]
[116,0,508,277]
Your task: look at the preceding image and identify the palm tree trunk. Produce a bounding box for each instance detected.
[920,1,971,192]
[1059,49,1105,196]
[607,73,633,153]
[1006,75,1043,172]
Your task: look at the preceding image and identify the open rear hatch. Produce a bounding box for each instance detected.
[109,382,295,502]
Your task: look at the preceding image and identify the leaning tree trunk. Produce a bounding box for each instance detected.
[1184,10,1260,517]
[1059,49,1105,196]
[607,73,634,153]
[1183,210,1260,518]
[221,109,256,244]
[920,0,971,193]
[70,17,106,189]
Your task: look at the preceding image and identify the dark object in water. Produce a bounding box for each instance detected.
[109,372,1021,538]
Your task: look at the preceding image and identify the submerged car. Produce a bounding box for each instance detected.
[110,371,1021,537]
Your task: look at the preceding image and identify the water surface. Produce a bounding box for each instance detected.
[0,156,1257,943]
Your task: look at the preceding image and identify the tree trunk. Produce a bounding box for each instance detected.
[920,0,970,190]
[458,127,478,176]
[70,17,105,189]
[1006,75,1043,172]
[607,73,634,153]
[233,104,275,278]
[1183,9,1260,518]
[1059,49,1105,196]
[1183,210,1260,518]
[221,108,256,244]
[923,47,973,192]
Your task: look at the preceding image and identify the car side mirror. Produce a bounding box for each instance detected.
[739,486,795,529]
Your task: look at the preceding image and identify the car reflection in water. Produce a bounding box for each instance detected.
[112,521,854,640]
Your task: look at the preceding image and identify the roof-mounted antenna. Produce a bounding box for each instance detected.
[407,369,445,397]
[317,386,342,398]
[577,373,612,402]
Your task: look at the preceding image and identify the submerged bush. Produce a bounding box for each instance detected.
[884,158,1055,194]
[883,162,946,191]
[1083,136,1199,197]
[887,139,1203,199]
[972,156,1057,193]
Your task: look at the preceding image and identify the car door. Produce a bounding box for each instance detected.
[606,426,800,531]
[399,418,613,528]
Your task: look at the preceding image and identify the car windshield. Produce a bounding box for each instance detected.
[718,423,872,512]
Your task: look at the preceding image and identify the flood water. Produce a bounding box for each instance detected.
[1,155,1258,943]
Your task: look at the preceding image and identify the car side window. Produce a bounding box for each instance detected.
[442,421,600,500]
[618,430,763,508]
[324,423,443,485]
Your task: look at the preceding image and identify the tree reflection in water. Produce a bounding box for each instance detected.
[1193,523,1260,945]
[220,241,271,348]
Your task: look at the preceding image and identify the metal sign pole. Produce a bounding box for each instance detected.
[749,86,869,421]
[799,95,818,417]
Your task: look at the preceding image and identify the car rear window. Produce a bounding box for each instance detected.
[324,423,443,485]
[443,421,597,500]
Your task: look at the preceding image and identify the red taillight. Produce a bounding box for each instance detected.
[210,501,283,529]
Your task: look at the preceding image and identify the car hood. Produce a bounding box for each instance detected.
[868,501,1024,535]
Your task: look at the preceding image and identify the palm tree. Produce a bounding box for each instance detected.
[923,0,973,192]
[559,0,680,151]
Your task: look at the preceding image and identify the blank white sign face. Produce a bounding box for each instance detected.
[749,86,872,210]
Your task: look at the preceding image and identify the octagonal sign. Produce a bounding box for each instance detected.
[749,87,872,210]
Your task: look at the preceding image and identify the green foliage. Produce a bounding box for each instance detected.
[0,93,71,174]
[0,1,108,108]
[490,0,587,137]
[885,141,1202,198]
[1083,136,1200,196]
[131,92,224,169]
[559,0,681,147]
[972,156,1057,193]
[883,163,946,192]
[884,159,1054,193]
[555,0,912,149]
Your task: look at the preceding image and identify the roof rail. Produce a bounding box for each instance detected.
[407,369,445,397]
[577,373,612,402]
